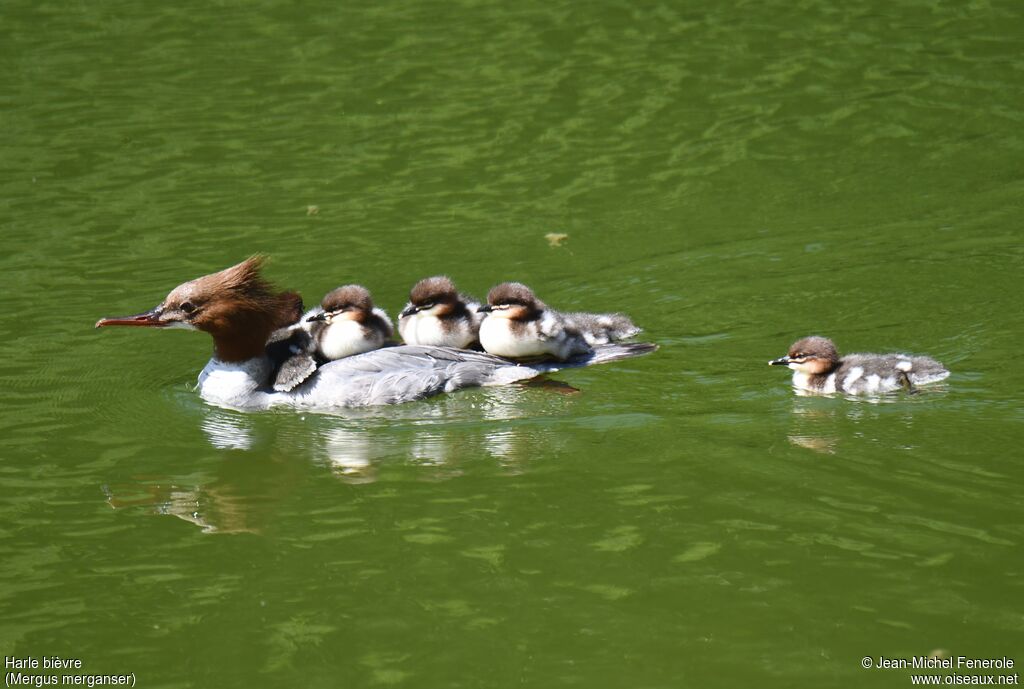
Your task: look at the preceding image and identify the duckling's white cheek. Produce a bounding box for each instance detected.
[165,321,198,331]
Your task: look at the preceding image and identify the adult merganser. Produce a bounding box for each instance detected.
[397,276,482,349]
[95,258,657,411]
[269,285,394,392]
[769,336,950,395]
[478,282,640,361]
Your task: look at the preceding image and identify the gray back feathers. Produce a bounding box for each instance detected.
[285,343,657,408]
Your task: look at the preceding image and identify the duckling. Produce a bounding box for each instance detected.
[271,285,393,391]
[397,276,482,349]
[478,282,593,361]
[769,336,949,394]
[564,311,641,346]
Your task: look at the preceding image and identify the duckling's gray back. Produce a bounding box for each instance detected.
[834,352,950,394]
[564,311,641,345]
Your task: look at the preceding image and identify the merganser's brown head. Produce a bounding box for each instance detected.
[769,336,840,374]
[308,285,375,324]
[399,276,462,319]
[478,282,544,321]
[96,256,303,362]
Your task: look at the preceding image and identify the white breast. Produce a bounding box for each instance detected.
[319,321,381,360]
[791,371,836,394]
[479,318,552,358]
[400,312,471,348]
[197,358,275,409]
[399,312,437,346]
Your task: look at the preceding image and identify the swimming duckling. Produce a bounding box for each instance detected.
[769,336,949,394]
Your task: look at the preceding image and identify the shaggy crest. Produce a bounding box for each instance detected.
[166,256,303,361]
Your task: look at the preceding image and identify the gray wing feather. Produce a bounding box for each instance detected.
[273,354,319,392]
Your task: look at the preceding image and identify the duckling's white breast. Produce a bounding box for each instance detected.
[400,313,449,347]
[479,318,550,358]
[320,321,378,360]
[791,371,836,394]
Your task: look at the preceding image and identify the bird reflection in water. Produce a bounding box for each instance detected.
[105,386,577,532]
[317,384,575,480]
[785,391,944,455]
[104,409,303,534]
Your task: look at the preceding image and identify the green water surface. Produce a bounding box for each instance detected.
[1,0,1022,687]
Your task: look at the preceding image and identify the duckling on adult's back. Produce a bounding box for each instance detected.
[398,276,482,349]
[312,285,393,360]
[271,284,394,391]
[564,311,641,346]
[478,282,592,361]
[478,282,643,361]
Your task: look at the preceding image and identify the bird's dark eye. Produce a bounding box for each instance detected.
[180,301,196,314]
